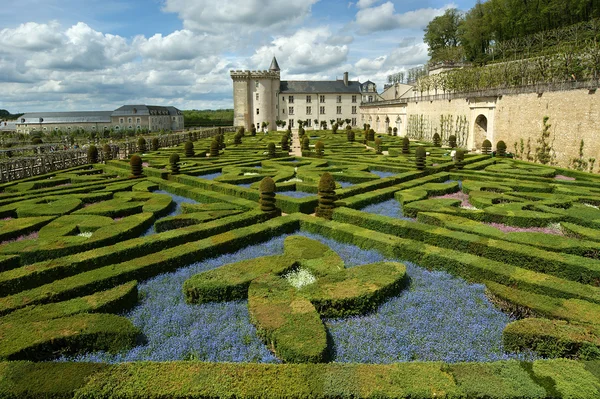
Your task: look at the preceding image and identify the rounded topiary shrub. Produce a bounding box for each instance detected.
[238,126,245,136]
[184,141,194,157]
[138,137,147,153]
[102,144,112,161]
[375,138,382,154]
[332,123,338,134]
[315,172,337,220]
[251,126,257,136]
[32,137,43,145]
[210,138,219,157]
[402,136,410,154]
[218,134,226,149]
[267,142,276,158]
[281,134,290,152]
[433,133,441,147]
[449,135,457,148]
[130,155,143,177]
[496,140,507,157]
[169,153,180,175]
[315,141,324,157]
[302,136,310,152]
[415,146,426,170]
[234,132,242,145]
[393,127,398,136]
[87,145,98,164]
[367,129,375,141]
[482,139,492,155]
[455,148,465,170]
[347,130,355,143]
[151,137,160,151]
[259,177,278,213]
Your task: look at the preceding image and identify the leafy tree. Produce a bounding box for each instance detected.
[424,8,464,63]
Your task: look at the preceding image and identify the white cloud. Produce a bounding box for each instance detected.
[355,56,387,72]
[0,21,63,51]
[355,2,453,34]
[134,30,223,61]
[251,28,348,74]
[356,0,379,9]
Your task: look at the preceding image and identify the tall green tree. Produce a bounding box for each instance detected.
[424,8,464,62]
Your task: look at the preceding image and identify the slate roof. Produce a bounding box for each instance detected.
[112,105,180,116]
[19,112,113,124]
[279,80,362,94]
[269,57,280,72]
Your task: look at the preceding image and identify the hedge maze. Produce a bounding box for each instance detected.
[2,129,600,397]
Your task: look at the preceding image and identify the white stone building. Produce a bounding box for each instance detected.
[231,58,380,131]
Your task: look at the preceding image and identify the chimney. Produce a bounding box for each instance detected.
[343,72,349,86]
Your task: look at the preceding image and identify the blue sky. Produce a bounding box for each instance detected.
[0,0,476,112]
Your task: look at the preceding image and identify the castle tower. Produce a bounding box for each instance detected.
[230,57,280,131]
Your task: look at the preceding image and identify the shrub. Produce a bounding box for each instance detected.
[449,135,457,148]
[130,155,143,177]
[169,153,180,175]
[315,141,324,157]
[315,172,337,220]
[281,134,290,151]
[482,139,492,155]
[496,140,507,157]
[433,132,441,147]
[267,142,276,158]
[367,129,375,141]
[234,132,242,145]
[251,125,257,136]
[393,127,398,136]
[137,137,147,153]
[302,136,310,152]
[455,148,465,169]
[402,136,410,154]
[151,137,159,151]
[184,141,194,157]
[375,138,382,154]
[238,126,245,136]
[415,146,426,170]
[102,144,112,161]
[347,130,355,143]
[218,134,226,149]
[210,139,219,157]
[259,177,278,213]
[87,145,98,164]
[32,137,43,145]
[332,123,338,134]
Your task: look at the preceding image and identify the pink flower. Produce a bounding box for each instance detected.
[485,222,564,236]
[432,192,474,209]
[555,175,576,181]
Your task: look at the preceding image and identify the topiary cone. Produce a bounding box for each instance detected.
[315,172,337,220]
[375,138,382,154]
[415,146,426,170]
[151,137,160,151]
[302,136,310,152]
[130,155,143,177]
[184,141,194,157]
[138,137,147,153]
[433,133,441,147]
[169,153,180,175]
[210,139,219,157]
[315,141,324,157]
[87,145,98,164]
[281,134,290,151]
[267,142,276,158]
[482,139,492,155]
[455,148,465,170]
[102,144,112,161]
[402,136,410,154]
[448,135,457,148]
[347,130,355,143]
[496,140,507,157]
[259,177,279,214]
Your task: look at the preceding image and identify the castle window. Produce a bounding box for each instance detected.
[306,106,312,115]
[256,108,260,115]
[319,106,325,115]
[288,107,294,115]
[128,118,132,123]
[352,95,357,103]
[289,96,294,104]
[255,81,259,88]
[336,106,342,114]
[282,96,285,102]
[352,106,357,114]
[306,95,311,103]
[368,96,373,102]
[352,118,357,126]
[136,118,141,123]
[256,93,259,101]
[337,95,342,103]
[120,118,124,124]
[320,95,325,103]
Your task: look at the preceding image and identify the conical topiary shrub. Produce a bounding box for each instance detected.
[315,172,337,220]
[332,123,338,134]
[259,177,279,214]
[218,134,226,149]
[238,126,245,136]
[393,127,398,136]
[347,130,355,142]
[234,132,242,145]
[402,136,410,154]
[433,133,441,147]
[367,129,375,141]
[130,155,143,177]
[315,141,324,157]
[184,141,194,157]
[482,139,492,155]
[210,138,219,157]
[375,138,382,154]
[415,146,426,170]
[496,140,507,157]
[251,126,257,136]
[449,135,457,148]
[281,134,290,152]
[138,137,147,153]
[151,137,159,151]
[102,144,111,161]
[302,136,310,152]
[455,148,465,170]
[267,142,276,158]
[169,153,180,175]
[87,145,98,164]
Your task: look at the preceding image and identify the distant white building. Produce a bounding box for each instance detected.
[230,57,381,130]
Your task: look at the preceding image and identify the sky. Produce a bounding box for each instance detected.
[0,0,476,113]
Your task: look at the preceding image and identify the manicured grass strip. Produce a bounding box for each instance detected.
[155,209,245,232]
[0,210,273,296]
[0,313,139,361]
[0,281,138,324]
[0,216,300,315]
[151,178,258,209]
[562,222,600,242]
[333,207,600,284]
[297,215,600,305]
[0,216,55,244]
[532,359,600,398]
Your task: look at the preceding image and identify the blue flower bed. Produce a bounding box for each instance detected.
[238,183,253,189]
[62,232,535,364]
[338,181,355,188]
[140,191,198,237]
[370,170,396,178]
[276,191,316,199]
[361,198,414,221]
[196,172,223,180]
[444,179,463,190]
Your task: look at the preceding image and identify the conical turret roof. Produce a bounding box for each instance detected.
[269,57,280,72]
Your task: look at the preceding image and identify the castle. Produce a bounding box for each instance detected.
[230,57,379,131]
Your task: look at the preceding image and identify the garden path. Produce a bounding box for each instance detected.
[291,129,302,157]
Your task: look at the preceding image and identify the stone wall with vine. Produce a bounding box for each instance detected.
[406,113,469,147]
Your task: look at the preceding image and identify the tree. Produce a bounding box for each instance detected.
[424,8,464,63]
